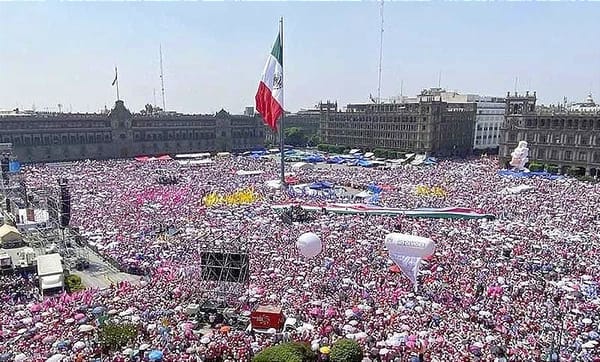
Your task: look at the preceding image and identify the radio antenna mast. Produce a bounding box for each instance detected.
[159,44,167,110]
[377,0,384,104]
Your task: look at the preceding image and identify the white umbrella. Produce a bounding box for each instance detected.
[582,340,597,349]
[139,343,150,351]
[78,324,94,333]
[46,354,66,362]
[354,332,368,340]
[582,318,593,325]
[20,317,33,325]
[200,337,210,344]
[379,348,389,355]
[73,341,86,350]
[14,354,27,362]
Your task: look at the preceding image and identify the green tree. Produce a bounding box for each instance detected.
[546,164,559,174]
[330,339,363,362]
[284,127,309,147]
[528,162,544,172]
[99,323,139,351]
[373,148,387,158]
[65,274,85,292]
[253,342,316,362]
[308,134,321,147]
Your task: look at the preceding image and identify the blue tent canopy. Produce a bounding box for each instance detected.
[304,155,325,163]
[309,181,334,190]
[356,160,373,167]
[367,184,383,194]
[423,157,438,165]
[9,161,21,173]
[327,156,345,164]
[149,350,164,361]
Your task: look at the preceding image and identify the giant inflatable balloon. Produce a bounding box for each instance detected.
[384,233,435,258]
[296,232,322,259]
[510,140,529,171]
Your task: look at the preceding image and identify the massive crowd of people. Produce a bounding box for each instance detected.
[0,155,599,361]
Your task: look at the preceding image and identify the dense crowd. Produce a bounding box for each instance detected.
[0,155,598,361]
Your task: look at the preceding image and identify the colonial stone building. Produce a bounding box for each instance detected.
[499,92,600,176]
[392,89,505,151]
[0,100,265,163]
[319,91,476,156]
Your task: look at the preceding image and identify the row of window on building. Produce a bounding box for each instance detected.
[2,133,112,146]
[0,120,110,129]
[534,148,600,163]
[521,133,599,146]
[525,118,600,130]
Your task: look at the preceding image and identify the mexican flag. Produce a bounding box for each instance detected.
[255,31,283,131]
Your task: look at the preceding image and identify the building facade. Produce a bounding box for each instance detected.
[472,97,505,151]
[499,92,600,176]
[319,91,476,156]
[417,89,505,151]
[0,100,265,163]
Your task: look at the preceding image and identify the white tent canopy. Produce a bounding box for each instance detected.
[236,170,265,176]
[292,162,314,170]
[36,253,63,277]
[501,185,534,195]
[354,191,373,199]
[40,274,63,290]
[177,159,215,167]
[175,153,211,159]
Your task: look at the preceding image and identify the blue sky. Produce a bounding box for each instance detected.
[0,2,599,114]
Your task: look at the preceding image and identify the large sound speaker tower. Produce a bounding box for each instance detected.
[59,178,71,228]
[0,156,8,186]
[200,251,249,284]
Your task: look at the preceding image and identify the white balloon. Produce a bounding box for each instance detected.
[385,233,435,258]
[297,232,322,259]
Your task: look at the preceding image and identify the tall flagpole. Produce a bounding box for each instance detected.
[279,17,285,187]
[160,45,167,110]
[377,0,384,103]
[115,66,120,101]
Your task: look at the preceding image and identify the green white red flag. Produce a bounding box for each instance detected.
[255,31,283,131]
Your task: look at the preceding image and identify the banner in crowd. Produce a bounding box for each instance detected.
[272,203,495,220]
[203,188,260,207]
[415,185,447,197]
